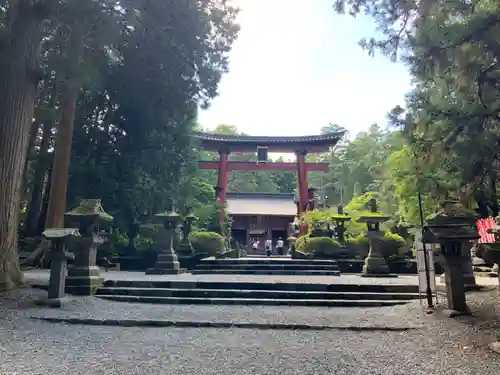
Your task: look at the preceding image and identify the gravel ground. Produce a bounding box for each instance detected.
[1,315,500,374]
[2,287,500,374]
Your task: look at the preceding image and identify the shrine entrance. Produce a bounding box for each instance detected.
[195,131,345,234]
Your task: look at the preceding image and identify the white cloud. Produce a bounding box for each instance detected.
[199,0,412,137]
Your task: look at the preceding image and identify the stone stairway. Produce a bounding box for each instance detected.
[191,258,342,276]
[95,279,422,307]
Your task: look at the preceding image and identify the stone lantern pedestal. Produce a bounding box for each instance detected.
[423,201,480,315]
[146,210,185,275]
[36,228,80,307]
[357,198,396,277]
[64,199,113,295]
[332,205,350,245]
[176,214,197,258]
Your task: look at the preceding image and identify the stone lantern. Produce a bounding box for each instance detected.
[423,200,479,314]
[176,213,198,258]
[356,198,394,277]
[64,199,113,295]
[331,204,351,245]
[433,200,479,290]
[145,208,185,275]
[36,228,80,307]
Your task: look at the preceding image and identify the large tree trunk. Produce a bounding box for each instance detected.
[489,170,498,217]
[37,163,53,235]
[45,26,84,228]
[0,3,49,290]
[23,121,53,237]
[22,120,40,197]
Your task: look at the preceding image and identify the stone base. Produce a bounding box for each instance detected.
[441,307,472,318]
[360,273,398,278]
[35,297,70,308]
[362,256,390,275]
[439,274,481,291]
[176,241,195,258]
[489,342,500,355]
[145,268,186,275]
[65,275,104,295]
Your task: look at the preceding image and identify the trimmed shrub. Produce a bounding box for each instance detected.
[295,236,345,257]
[189,231,225,256]
[381,232,410,260]
[345,232,410,260]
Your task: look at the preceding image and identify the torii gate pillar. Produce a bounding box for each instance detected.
[216,150,230,230]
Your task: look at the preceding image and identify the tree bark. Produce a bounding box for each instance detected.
[45,25,84,229]
[22,120,40,198]
[489,170,498,217]
[23,121,53,237]
[37,162,53,235]
[0,3,49,290]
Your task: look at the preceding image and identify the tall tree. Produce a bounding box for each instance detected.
[0,1,55,290]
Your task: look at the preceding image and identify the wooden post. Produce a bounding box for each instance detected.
[295,150,309,214]
[217,150,229,230]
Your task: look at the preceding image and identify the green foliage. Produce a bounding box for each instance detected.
[295,236,342,256]
[346,234,369,246]
[193,203,232,234]
[343,192,389,236]
[189,231,225,256]
[382,232,406,246]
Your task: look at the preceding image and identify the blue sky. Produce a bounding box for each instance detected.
[198,0,412,138]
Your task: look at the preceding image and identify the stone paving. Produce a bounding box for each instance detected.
[24,269,420,285]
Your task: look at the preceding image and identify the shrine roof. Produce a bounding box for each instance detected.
[194,130,346,153]
[226,192,296,217]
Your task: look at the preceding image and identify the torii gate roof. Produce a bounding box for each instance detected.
[194,130,346,153]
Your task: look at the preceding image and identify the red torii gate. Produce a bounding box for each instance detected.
[195,131,345,232]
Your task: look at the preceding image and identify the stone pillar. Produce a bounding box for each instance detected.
[441,242,469,313]
[461,240,478,290]
[47,246,69,300]
[65,236,104,295]
[362,231,391,277]
[36,228,79,307]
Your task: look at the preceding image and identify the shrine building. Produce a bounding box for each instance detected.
[226,192,296,247]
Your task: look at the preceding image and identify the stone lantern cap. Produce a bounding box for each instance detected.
[423,201,479,243]
[65,199,113,221]
[356,214,391,223]
[331,214,351,222]
[43,228,81,239]
[423,224,479,243]
[425,200,478,226]
[155,210,183,224]
[355,198,390,223]
[185,214,199,222]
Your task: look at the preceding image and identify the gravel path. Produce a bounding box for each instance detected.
[1,317,500,374]
[2,287,500,374]
[3,275,500,374]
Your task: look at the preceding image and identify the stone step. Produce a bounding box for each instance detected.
[103,280,419,294]
[194,264,340,271]
[200,259,338,266]
[95,294,412,307]
[96,287,422,301]
[191,269,341,276]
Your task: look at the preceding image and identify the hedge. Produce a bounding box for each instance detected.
[189,231,225,257]
[295,236,348,258]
